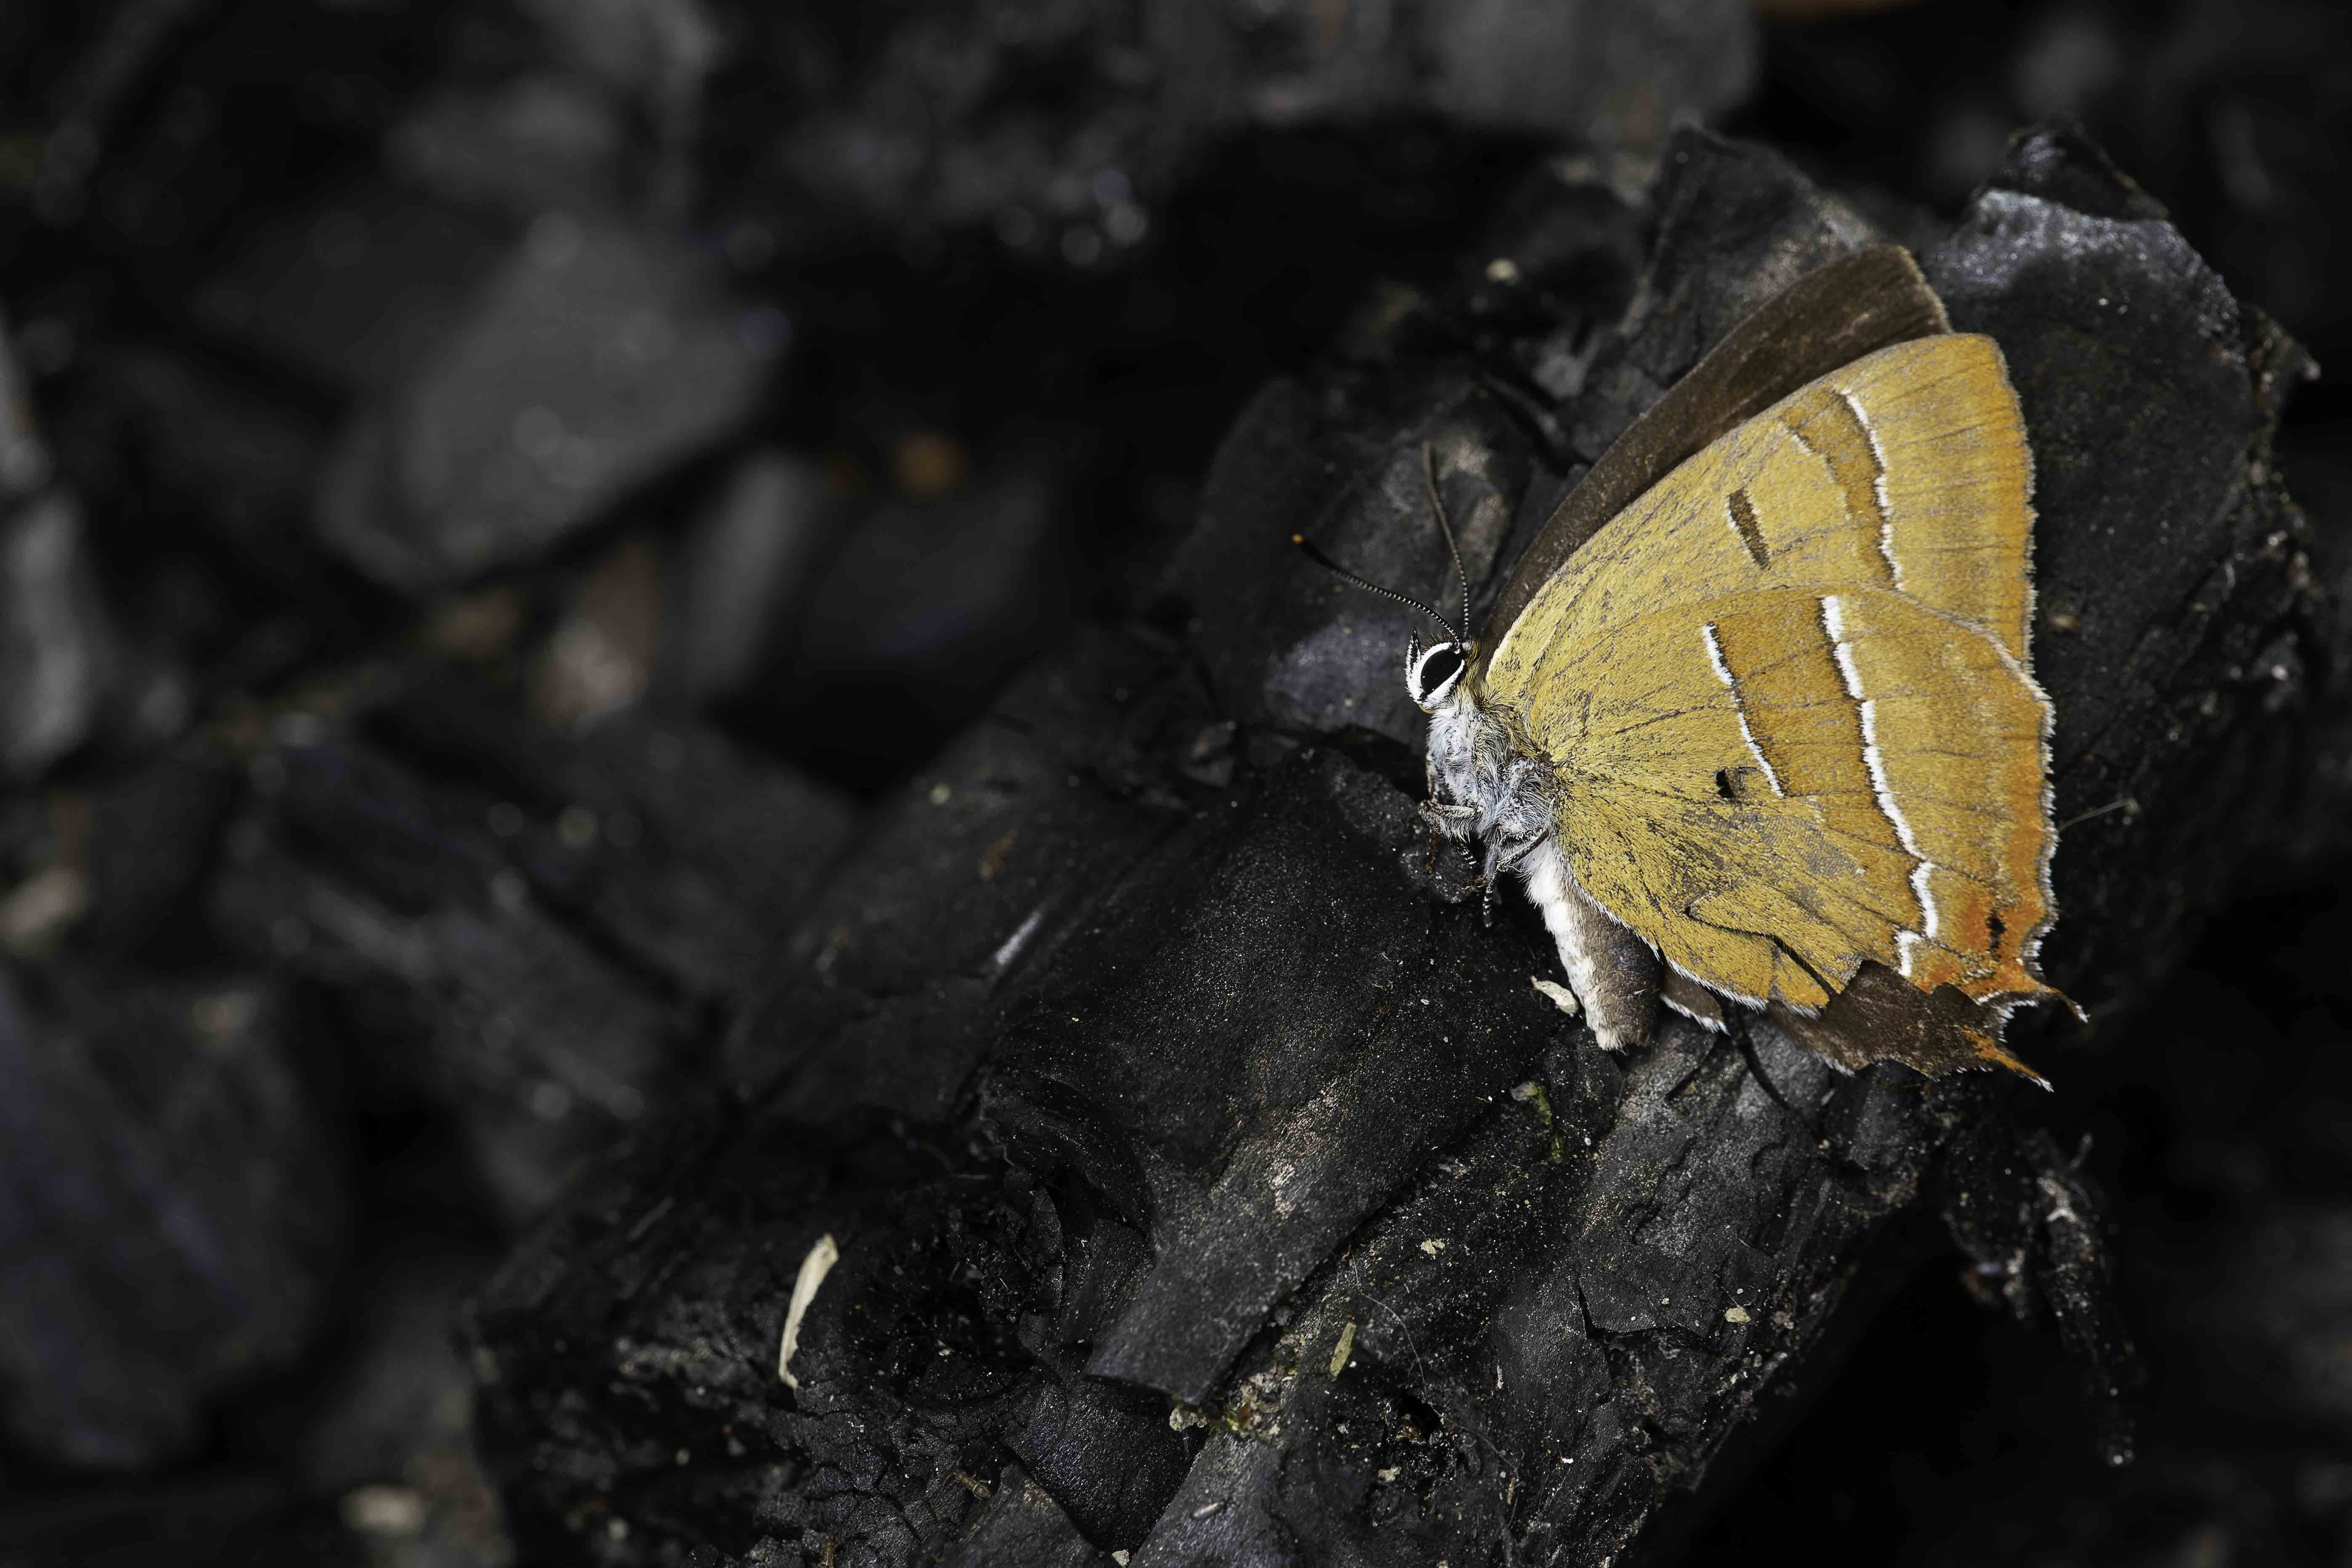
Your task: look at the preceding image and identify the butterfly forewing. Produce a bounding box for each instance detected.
[1486,334,2036,679]
[1474,243,1955,655]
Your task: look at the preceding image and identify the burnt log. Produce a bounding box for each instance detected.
[459,124,2332,1567]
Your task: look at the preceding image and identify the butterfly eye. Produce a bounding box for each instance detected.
[1414,644,1465,703]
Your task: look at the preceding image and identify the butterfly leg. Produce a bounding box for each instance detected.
[1420,745,1477,832]
[1420,800,1477,837]
[1480,832,1544,927]
[1420,792,1475,863]
[1418,800,1480,898]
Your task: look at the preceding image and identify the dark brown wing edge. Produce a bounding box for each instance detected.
[1474,243,1952,669]
[1766,963,2051,1088]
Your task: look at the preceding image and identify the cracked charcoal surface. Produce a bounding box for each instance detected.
[458,126,2333,1566]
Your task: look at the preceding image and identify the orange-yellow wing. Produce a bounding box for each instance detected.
[1482,334,2057,1033]
[1488,334,2037,663]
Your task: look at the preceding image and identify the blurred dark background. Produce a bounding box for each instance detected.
[0,1,2346,1564]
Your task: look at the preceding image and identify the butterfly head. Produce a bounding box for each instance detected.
[1404,636,1471,712]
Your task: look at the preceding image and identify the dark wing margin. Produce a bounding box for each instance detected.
[1475,244,1952,672]
[1766,961,2048,1087]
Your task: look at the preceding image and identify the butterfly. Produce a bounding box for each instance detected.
[1301,245,2067,1083]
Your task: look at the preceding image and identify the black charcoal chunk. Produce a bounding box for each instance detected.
[59,349,332,588]
[388,79,632,224]
[0,969,341,1470]
[778,447,1068,760]
[317,215,782,593]
[720,627,1211,1110]
[1171,378,1535,747]
[212,679,854,1226]
[674,452,835,705]
[1003,748,1565,1404]
[1002,1374,1190,1547]
[719,0,1756,257]
[940,1463,1116,1568]
[77,748,240,956]
[0,311,53,502]
[193,180,513,400]
[1937,1114,2140,1464]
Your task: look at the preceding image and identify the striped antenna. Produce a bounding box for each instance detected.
[1290,532,1464,643]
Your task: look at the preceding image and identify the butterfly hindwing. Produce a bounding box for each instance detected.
[1516,586,2053,1020]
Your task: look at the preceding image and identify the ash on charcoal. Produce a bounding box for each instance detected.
[460,123,2331,1566]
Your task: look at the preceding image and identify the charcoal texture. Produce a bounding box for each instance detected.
[458,125,2332,1566]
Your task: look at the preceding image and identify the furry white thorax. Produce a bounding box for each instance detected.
[1421,671,1606,1008]
[1422,681,1550,852]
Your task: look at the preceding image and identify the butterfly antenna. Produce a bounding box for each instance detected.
[1290,533,1463,641]
[1420,443,1472,639]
